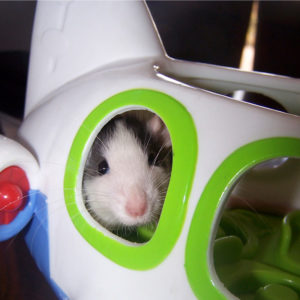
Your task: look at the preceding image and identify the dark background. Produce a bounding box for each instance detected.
[0,1,300,299]
[0,1,300,120]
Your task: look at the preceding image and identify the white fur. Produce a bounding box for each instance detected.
[84,121,170,229]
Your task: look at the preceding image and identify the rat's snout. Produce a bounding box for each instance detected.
[125,188,147,218]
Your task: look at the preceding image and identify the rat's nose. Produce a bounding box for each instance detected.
[125,189,147,217]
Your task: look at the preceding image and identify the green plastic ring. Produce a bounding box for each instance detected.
[64,89,198,270]
[185,137,300,299]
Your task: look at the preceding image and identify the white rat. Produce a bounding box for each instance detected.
[82,111,172,230]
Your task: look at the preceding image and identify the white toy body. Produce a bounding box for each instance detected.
[1,1,300,299]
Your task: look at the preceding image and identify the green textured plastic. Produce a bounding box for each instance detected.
[64,89,197,270]
[215,209,300,300]
[185,137,300,299]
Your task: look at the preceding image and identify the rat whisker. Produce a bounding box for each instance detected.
[143,133,152,155]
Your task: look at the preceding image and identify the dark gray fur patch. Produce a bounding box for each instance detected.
[83,113,172,178]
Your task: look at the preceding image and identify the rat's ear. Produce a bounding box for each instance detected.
[147,115,172,148]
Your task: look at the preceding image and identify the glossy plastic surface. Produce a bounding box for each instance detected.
[25,0,164,116]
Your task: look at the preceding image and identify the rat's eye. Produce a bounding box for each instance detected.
[98,159,109,175]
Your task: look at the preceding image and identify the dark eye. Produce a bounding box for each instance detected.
[98,159,109,175]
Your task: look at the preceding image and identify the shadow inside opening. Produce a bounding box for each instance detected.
[82,110,173,243]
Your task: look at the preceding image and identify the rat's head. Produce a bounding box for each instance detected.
[83,111,172,229]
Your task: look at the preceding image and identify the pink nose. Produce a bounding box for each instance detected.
[125,190,147,217]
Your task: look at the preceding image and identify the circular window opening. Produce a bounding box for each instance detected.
[82,110,173,243]
[65,89,197,270]
[213,157,300,299]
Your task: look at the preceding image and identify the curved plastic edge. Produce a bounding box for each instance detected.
[185,137,300,300]
[64,89,198,270]
[0,135,40,188]
[49,279,69,300]
[0,135,39,241]
[160,58,300,116]
[24,190,49,277]
[25,0,165,117]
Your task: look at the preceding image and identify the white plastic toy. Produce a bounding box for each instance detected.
[1,1,300,299]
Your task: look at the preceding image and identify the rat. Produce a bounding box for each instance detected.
[82,111,172,230]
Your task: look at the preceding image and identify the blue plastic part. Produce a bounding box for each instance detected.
[0,189,37,241]
[24,190,69,300]
[25,190,50,278]
[0,189,68,298]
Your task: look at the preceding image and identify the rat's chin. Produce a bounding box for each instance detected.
[116,211,152,228]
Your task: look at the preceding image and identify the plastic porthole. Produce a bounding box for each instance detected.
[185,137,300,299]
[64,89,198,270]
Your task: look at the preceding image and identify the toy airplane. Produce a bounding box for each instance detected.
[1,1,300,299]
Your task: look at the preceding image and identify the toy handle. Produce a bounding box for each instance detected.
[0,135,39,241]
[160,58,300,115]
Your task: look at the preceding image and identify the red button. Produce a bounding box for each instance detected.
[0,182,23,211]
[0,166,30,225]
